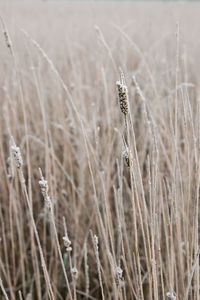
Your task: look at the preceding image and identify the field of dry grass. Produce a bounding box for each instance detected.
[0,1,200,299]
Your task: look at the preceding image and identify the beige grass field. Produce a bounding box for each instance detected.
[0,1,200,299]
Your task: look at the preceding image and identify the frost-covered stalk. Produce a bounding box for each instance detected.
[71,267,78,300]
[116,73,132,170]
[84,242,90,299]
[39,169,73,300]
[92,233,105,300]
[0,278,9,300]
[10,139,55,300]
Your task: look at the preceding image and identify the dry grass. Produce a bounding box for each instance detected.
[0,1,200,299]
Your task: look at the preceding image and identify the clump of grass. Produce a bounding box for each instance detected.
[0,2,200,300]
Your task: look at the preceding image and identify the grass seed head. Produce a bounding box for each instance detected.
[93,235,98,249]
[39,178,49,198]
[71,267,79,280]
[115,266,123,288]
[115,266,123,278]
[123,146,132,168]
[10,143,23,169]
[166,291,176,300]
[116,80,129,115]
[62,236,72,252]
[3,29,12,49]
[39,169,51,208]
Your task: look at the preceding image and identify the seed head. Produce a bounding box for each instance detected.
[123,147,132,168]
[115,266,124,288]
[39,169,51,208]
[39,178,49,198]
[11,145,23,169]
[71,267,79,280]
[93,235,98,249]
[3,30,12,49]
[116,80,129,115]
[166,291,176,300]
[115,266,123,278]
[63,236,72,252]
